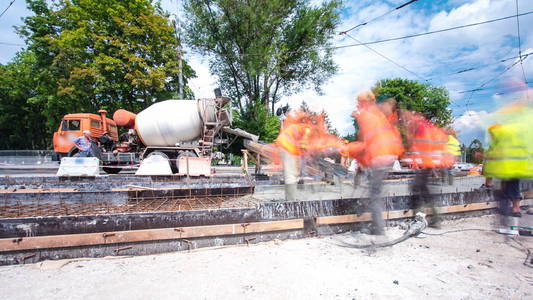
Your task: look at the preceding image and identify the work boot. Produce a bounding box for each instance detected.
[297,178,305,190]
[285,184,297,201]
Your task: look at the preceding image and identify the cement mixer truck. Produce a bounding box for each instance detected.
[52,91,240,175]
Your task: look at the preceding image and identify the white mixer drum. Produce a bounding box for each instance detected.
[135,99,216,147]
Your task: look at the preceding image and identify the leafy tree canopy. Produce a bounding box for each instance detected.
[15,0,195,139]
[227,103,280,155]
[372,78,452,127]
[182,0,341,141]
[299,100,338,136]
[0,51,48,149]
[346,78,452,140]
[465,138,483,164]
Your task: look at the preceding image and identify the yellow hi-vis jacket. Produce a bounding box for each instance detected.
[483,123,531,179]
[446,135,461,157]
[275,124,311,156]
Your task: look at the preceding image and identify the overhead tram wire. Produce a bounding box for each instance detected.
[515,0,529,101]
[344,33,428,82]
[334,11,533,50]
[335,49,526,78]
[425,49,525,81]
[450,57,530,111]
[0,0,16,19]
[456,81,533,94]
[339,0,420,35]
[464,55,530,110]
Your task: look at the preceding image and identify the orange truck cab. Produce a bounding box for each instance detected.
[52,110,118,161]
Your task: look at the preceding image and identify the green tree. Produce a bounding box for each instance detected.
[342,132,355,142]
[466,139,483,164]
[372,78,452,127]
[17,0,196,138]
[228,102,280,155]
[233,103,280,143]
[298,101,338,135]
[0,51,48,149]
[182,0,341,140]
[300,100,311,113]
[321,110,338,136]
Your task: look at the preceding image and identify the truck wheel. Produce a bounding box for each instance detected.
[103,167,122,174]
[144,151,176,173]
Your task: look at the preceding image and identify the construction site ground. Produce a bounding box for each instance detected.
[1,215,532,300]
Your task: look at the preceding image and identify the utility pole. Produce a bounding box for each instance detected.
[178,42,183,99]
[172,19,183,99]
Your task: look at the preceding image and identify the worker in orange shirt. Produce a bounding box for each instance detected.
[344,91,404,235]
[276,121,313,201]
[402,111,448,227]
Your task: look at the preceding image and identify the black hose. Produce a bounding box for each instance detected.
[420,228,496,236]
[337,213,428,249]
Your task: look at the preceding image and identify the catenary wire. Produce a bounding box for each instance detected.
[465,55,530,110]
[344,33,429,82]
[334,11,533,50]
[0,0,15,19]
[515,0,530,101]
[339,0,419,35]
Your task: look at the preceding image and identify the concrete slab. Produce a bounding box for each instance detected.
[0,215,531,300]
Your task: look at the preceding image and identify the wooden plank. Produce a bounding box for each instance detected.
[0,188,79,194]
[316,213,372,225]
[0,219,303,253]
[316,201,505,226]
[2,199,531,253]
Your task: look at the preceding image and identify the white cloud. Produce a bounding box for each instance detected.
[186,55,218,98]
[284,0,533,135]
[452,110,489,144]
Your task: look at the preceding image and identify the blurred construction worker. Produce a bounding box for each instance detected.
[444,129,461,184]
[74,130,93,157]
[344,91,404,235]
[276,122,313,201]
[377,95,399,127]
[484,80,533,228]
[484,123,528,227]
[402,111,448,228]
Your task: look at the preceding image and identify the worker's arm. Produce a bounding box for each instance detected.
[73,137,83,150]
[344,141,365,159]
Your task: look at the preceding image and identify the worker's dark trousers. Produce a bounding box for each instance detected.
[495,179,520,227]
[495,189,510,228]
[368,167,388,235]
[411,168,441,225]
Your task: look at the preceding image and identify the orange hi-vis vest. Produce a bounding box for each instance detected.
[407,121,448,169]
[347,104,404,167]
[275,124,311,156]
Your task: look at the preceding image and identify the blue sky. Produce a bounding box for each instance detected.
[1,0,532,144]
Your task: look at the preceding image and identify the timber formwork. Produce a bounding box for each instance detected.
[1,176,532,266]
[2,190,532,265]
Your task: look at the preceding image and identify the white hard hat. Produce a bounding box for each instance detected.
[83,130,91,135]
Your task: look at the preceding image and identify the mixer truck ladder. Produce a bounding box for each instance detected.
[199,98,219,157]
[200,122,216,157]
[199,95,232,158]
